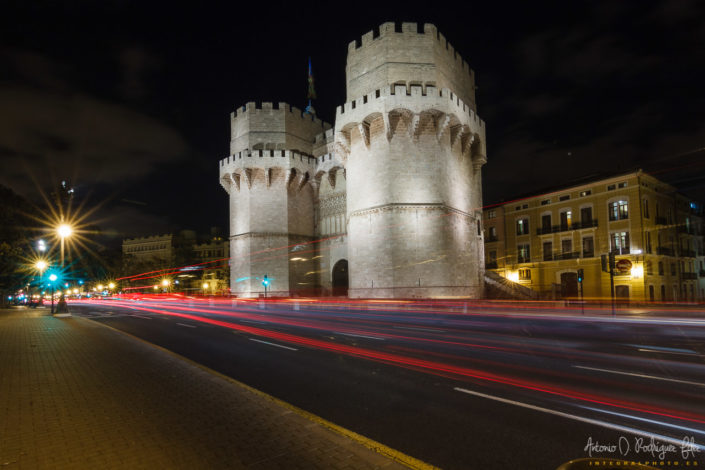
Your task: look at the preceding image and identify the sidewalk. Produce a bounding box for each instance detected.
[0,308,414,469]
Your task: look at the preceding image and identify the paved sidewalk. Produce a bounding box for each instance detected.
[0,309,412,469]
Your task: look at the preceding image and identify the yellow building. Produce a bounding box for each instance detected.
[483,170,705,302]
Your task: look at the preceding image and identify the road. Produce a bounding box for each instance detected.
[69,297,705,469]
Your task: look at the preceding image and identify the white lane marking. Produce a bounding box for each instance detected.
[637,348,701,357]
[573,365,705,387]
[249,338,298,351]
[176,322,197,328]
[131,314,152,320]
[334,332,385,341]
[627,344,699,355]
[242,320,267,325]
[578,406,705,437]
[393,326,446,333]
[453,387,705,451]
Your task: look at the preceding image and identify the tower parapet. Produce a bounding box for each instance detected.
[230,101,331,155]
[346,22,476,111]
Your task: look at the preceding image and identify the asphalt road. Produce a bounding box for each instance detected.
[69,298,705,469]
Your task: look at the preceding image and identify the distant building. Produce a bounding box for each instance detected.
[121,230,229,294]
[122,234,173,264]
[483,170,705,302]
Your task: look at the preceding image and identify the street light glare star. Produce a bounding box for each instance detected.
[58,224,73,238]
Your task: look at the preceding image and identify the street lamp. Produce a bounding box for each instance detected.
[57,223,73,267]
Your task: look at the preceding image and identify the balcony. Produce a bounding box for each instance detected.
[655,216,668,225]
[680,249,696,258]
[656,246,674,256]
[682,272,698,280]
[556,251,581,260]
[535,219,599,235]
[485,261,498,269]
[485,235,499,243]
[700,269,705,277]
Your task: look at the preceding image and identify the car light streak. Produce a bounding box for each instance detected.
[334,332,385,341]
[573,365,705,387]
[176,323,197,328]
[103,302,705,426]
[454,387,705,452]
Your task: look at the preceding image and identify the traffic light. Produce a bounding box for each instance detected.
[577,269,584,283]
[262,275,269,287]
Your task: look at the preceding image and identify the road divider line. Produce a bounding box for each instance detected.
[334,332,385,341]
[249,338,298,351]
[573,365,705,387]
[578,405,705,437]
[242,320,267,325]
[176,323,197,328]
[453,386,705,452]
[131,314,152,320]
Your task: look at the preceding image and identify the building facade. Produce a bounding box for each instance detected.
[483,170,705,302]
[219,22,487,298]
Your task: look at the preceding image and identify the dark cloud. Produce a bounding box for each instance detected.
[0,84,190,197]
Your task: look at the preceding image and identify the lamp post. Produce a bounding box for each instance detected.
[48,273,57,314]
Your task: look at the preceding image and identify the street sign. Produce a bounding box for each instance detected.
[615,259,632,274]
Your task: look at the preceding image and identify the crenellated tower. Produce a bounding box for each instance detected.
[219,102,331,296]
[218,22,487,299]
[336,22,487,298]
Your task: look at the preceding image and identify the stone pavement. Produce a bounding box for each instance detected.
[0,308,416,469]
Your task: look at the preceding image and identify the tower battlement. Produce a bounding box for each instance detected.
[230,101,331,155]
[345,22,476,108]
[335,85,484,131]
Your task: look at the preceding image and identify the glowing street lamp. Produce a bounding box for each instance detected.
[108,282,115,290]
[57,223,73,267]
[35,260,48,274]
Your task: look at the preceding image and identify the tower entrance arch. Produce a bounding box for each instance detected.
[332,259,348,297]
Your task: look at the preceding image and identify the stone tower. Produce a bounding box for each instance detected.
[219,102,331,296]
[219,22,486,299]
[335,22,487,298]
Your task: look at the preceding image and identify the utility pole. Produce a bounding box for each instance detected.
[601,253,616,317]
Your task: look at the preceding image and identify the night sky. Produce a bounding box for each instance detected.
[2,0,704,245]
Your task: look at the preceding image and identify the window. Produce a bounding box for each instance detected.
[580,207,593,225]
[607,184,616,191]
[488,226,497,241]
[515,206,521,211]
[488,250,497,262]
[671,263,676,276]
[582,236,594,258]
[646,261,653,275]
[579,190,591,197]
[560,210,572,229]
[477,220,481,236]
[541,199,551,205]
[645,231,652,254]
[516,218,529,235]
[517,244,530,263]
[487,210,496,219]
[559,195,570,201]
[562,239,572,254]
[522,204,529,209]
[610,231,630,254]
[658,261,664,275]
[643,199,649,218]
[617,182,627,188]
[541,214,552,232]
[519,268,531,280]
[543,241,553,261]
[608,200,629,221]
